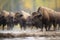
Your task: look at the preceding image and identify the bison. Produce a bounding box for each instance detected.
[36,6,56,31]
[14,12,26,30]
[0,10,15,30]
[54,12,60,30]
[0,10,8,30]
[0,14,6,30]
[6,14,14,30]
[31,12,42,30]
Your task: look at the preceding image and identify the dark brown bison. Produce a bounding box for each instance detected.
[26,16,32,27]
[26,16,35,29]
[0,10,8,30]
[14,10,32,30]
[54,12,60,30]
[0,10,15,30]
[31,12,42,30]
[0,15,6,30]
[20,10,32,30]
[14,12,27,30]
[36,6,56,31]
[6,14,14,30]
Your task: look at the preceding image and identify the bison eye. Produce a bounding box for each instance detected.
[19,15,23,17]
[37,15,42,18]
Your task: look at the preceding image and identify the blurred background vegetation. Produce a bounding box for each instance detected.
[0,0,60,13]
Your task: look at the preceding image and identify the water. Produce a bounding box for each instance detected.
[0,37,60,40]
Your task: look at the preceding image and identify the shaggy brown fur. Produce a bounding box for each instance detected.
[37,6,56,31]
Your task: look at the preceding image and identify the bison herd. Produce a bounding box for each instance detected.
[0,6,60,31]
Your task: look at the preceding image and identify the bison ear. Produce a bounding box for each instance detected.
[37,12,43,17]
[37,7,41,12]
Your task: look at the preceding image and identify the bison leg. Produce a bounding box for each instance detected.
[53,22,57,31]
[40,24,43,31]
[2,26,4,30]
[44,23,49,31]
[24,26,26,30]
[48,24,51,31]
[7,23,14,30]
[58,24,60,30]
[20,25,23,30]
[41,26,43,31]
[35,25,39,29]
[23,24,26,30]
[45,25,48,31]
[10,24,14,30]
[7,25,10,30]
[20,24,26,30]
[2,24,6,30]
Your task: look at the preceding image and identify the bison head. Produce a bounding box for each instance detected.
[32,12,42,20]
[31,12,43,29]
